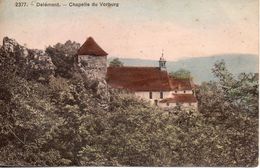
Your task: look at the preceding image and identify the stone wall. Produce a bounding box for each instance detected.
[78,55,107,81]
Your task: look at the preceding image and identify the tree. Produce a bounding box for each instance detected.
[0,37,258,166]
[170,68,191,79]
[45,40,80,78]
[109,58,124,67]
[195,60,258,166]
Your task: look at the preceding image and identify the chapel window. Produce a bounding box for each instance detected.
[160,91,163,99]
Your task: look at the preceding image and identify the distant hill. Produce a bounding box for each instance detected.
[108,54,258,83]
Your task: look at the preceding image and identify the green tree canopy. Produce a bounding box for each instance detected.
[170,68,191,79]
[45,40,80,78]
[109,58,124,67]
[196,60,258,166]
[0,37,258,166]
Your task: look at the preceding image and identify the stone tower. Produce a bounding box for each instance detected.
[76,37,108,80]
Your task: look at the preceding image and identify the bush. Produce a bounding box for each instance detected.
[0,39,258,166]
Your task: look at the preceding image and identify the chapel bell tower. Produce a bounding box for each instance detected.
[159,51,167,71]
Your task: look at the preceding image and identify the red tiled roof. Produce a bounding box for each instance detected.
[160,94,197,103]
[77,37,108,56]
[169,77,195,90]
[106,66,171,91]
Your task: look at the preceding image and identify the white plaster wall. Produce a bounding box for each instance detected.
[135,91,149,100]
[170,90,193,94]
[152,92,160,99]
[135,91,198,110]
[135,91,195,100]
[163,91,172,98]
[182,103,189,107]
[135,91,171,100]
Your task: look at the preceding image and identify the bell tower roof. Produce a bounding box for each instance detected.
[159,50,167,71]
[159,51,166,62]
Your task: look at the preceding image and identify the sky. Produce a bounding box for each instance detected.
[0,0,258,61]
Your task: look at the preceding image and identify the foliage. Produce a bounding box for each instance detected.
[169,68,191,79]
[0,38,258,166]
[196,60,258,166]
[109,58,124,67]
[45,40,80,78]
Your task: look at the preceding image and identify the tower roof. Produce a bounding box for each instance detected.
[77,37,108,56]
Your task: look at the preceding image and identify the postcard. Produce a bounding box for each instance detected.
[0,0,258,166]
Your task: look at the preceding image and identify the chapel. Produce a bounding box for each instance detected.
[76,37,198,109]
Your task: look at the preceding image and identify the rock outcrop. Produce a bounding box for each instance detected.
[0,37,56,82]
[1,37,108,98]
[27,49,56,82]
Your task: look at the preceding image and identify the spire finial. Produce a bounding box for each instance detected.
[162,49,164,57]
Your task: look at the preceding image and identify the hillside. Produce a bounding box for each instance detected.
[0,37,258,166]
[108,54,258,83]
